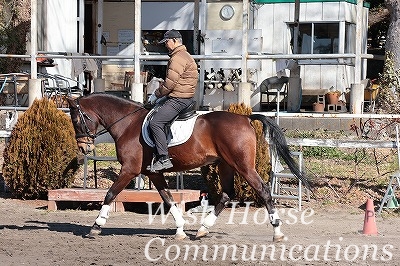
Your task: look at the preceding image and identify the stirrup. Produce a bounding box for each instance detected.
[146,156,157,172]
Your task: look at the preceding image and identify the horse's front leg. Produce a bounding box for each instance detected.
[88,170,133,238]
[150,174,187,240]
[161,189,187,240]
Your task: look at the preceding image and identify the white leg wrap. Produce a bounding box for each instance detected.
[202,212,217,229]
[273,225,283,236]
[269,208,281,226]
[95,205,110,226]
[170,205,186,228]
[176,226,184,235]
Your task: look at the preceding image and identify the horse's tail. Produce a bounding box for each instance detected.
[249,114,311,190]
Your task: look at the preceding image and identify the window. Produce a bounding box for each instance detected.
[289,22,355,63]
[298,23,339,54]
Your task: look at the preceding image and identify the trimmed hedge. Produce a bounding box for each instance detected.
[201,103,271,206]
[2,98,79,199]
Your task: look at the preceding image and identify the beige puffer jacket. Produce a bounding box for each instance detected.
[155,45,198,98]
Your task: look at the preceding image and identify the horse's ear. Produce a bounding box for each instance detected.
[66,97,77,108]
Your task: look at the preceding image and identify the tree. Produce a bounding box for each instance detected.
[385,0,400,70]
[0,0,30,73]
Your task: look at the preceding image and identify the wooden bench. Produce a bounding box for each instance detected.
[48,188,200,212]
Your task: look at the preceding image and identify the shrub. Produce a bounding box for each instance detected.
[2,98,79,199]
[201,103,271,206]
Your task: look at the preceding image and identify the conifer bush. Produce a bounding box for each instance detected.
[2,98,79,199]
[201,103,271,206]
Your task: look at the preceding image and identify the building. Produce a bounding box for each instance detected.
[30,0,370,112]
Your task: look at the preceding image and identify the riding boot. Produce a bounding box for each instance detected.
[147,155,173,172]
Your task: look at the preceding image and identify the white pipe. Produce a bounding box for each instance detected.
[78,0,85,53]
[241,0,248,82]
[30,0,38,79]
[134,0,141,83]
[354,0,363,84]
[131,0,143,103]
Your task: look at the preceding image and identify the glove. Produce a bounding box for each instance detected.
[148,92,157,105]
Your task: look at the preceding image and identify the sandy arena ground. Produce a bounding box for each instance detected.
[0,195,399,266]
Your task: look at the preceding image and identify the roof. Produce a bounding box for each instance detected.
[253,0,370,7]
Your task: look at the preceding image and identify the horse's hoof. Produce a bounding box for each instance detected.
[84,230,100,239]
[84,232,96,239]
[195,229,209,239]
[273,234,285,242]
[85,224,102,238]
[175,232,188,240]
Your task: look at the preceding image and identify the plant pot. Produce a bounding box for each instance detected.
[313,102,324,112]
[326,93,340,105]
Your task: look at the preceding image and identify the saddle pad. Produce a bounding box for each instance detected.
[142,109,199,148]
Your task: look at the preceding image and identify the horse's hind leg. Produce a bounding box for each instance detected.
[241,168,285,242]
[196,162,234,238]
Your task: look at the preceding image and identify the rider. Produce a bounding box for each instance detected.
[147,29,198,172]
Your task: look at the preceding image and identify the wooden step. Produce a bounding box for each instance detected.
[48,188,200,212]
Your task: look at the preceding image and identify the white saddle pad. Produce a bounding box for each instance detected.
[142,109,198,148]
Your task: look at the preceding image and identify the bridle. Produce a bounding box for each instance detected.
[73,99,145,144]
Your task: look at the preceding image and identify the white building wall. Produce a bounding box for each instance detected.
[256,1,368,100]
[45,0,79,79]
[143,2,195,30]
[102,2,195,38]
[39,1,368,110]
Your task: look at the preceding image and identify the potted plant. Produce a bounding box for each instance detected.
[313,102,325,112]
[326,87,342,105]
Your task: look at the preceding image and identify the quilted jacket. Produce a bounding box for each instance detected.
[155,45,198,98]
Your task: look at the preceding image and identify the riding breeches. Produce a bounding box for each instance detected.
[148,97,194,157]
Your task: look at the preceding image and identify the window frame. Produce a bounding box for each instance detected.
[288,21,355,65]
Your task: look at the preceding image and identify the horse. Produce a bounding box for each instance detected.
[67,93,311,242]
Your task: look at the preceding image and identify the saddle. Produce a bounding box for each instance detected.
[142,101,198,147]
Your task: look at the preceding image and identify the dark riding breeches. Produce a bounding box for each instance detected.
[149,97,194,157]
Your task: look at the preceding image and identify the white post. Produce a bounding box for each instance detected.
[240,0,250,107]
[241,0,248,83]
[238,82,252,107]
[349,0,364,114]
[350,83,364,114]
[29,0,41,106]
[354,0,363,84]
[132,0,144,103]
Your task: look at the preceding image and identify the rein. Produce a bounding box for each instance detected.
[75,99,145,141]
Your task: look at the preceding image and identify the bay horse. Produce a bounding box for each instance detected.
[67,93,310,242]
